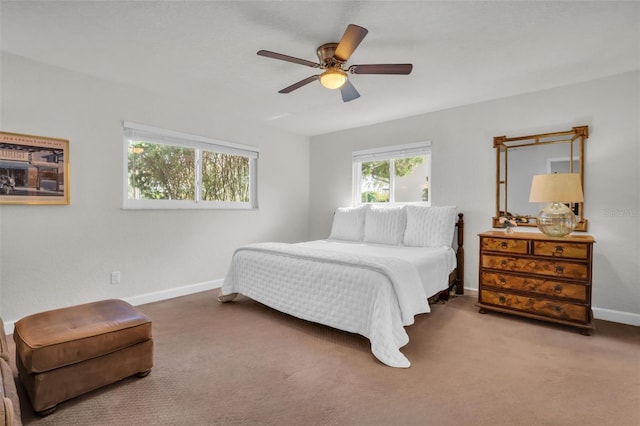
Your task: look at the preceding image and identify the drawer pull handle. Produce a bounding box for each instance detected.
[501,260,508,267]
[499,277,507,285]
[500,242,508,249]
[555,245,564,254]
[553,285,563,294]
[499,296,506,304]
[555,265,564,274]
[553,305,562,313]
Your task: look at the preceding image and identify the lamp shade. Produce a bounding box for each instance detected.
[529,173,584,203]
[319,69,347,89]
[529,173,583,237]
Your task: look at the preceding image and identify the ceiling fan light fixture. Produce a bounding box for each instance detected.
[319,69,347,89]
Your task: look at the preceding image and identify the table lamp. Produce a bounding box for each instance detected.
[529,173,583,237]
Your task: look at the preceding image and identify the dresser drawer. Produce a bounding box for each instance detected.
[479,289,589,323]
[481,254,588,280]
[480,237,528,254]
[479,271,588,302]
[533,241,589,259]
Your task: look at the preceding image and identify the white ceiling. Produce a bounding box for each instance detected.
[1,1,638,137]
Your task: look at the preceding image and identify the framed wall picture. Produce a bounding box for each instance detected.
[0,131,70,205]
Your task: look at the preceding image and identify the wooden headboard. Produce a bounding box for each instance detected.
[455,213,465,294]
[445,213,464,296]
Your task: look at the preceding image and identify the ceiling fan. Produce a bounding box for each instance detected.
[257,24,413,102]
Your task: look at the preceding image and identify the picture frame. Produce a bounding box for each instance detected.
[0,131,70,205]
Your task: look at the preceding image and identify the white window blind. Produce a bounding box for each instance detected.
[123,121,259,159]
[352,141,431,162]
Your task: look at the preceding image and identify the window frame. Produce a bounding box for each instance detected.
[352,141,431,205]
[122,121,259,210]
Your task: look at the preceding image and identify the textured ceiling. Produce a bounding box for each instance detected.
[1,1,638,136]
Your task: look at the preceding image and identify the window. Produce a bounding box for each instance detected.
[352,142,431,205]
[123,122,258,209]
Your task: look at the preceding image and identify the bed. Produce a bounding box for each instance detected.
[218,205,464,368]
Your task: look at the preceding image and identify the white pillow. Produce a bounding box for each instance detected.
[363,205,407,245]
[403,205,457,247]
[329,206,367,241]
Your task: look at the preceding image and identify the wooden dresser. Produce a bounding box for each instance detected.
[477,231,595,334]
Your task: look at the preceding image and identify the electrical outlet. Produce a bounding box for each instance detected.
[110,271,121,284]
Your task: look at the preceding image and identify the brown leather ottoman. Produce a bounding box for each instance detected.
[13,299,153,416]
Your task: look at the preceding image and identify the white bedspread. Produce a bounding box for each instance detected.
[220,240,456,368]
[297,240,456,299]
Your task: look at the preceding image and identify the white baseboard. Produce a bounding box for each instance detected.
[5,282,637,334]
[3,279,223,335]
[124,279,223,307]
[592,307,640,326]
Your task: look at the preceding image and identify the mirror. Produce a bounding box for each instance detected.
[493,126,588,231]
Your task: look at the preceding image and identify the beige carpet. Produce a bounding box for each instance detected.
[9,290,640,426]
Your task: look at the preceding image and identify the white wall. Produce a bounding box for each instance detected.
[310,71,640,325]
[0,53,310,323]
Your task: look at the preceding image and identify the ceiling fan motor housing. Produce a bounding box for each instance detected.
[316,43,343,68]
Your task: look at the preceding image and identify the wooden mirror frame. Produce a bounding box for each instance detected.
[493,126,589,231]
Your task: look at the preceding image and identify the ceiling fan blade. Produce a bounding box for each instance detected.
[350,64,413,75]
[340,80,360,102]
[334,24,368,62]
[257,50,320,68]
[278,75,320,94]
